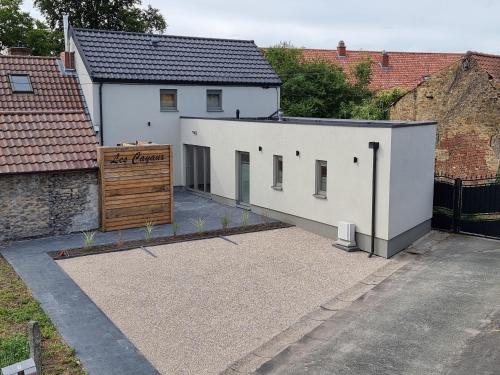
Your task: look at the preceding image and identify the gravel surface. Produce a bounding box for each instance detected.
[57,227,388,374]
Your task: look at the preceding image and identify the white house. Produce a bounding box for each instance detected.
[180,117,437,258]
[67,26,281,184]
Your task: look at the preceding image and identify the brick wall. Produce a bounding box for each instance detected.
[390,56,500,179]
[0,170,99,242]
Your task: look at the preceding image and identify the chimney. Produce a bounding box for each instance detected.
[8,46,32,56]
[382,50,389,68]
[337,40,346,57]
[63,14,70,52]
[60,52,75,70]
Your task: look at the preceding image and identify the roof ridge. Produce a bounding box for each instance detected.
[468,51,500,59]
[0,55,58,60]
[300,48,463,56]
[72,27,255,44]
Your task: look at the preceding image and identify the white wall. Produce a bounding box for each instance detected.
[388,125,436,238]
[180,118,435,242]
[101,84,278,183]
[71,38,99,125]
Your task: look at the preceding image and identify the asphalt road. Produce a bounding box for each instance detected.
[256,232,500,375]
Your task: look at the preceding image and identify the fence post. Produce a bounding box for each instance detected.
[28,320,42,373]
[452,178,462,233]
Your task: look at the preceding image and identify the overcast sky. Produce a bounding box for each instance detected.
[22,0,500,54]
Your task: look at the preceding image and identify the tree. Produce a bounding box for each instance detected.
[264,43,374,118]
[0,0,60,55]
[340,88,405,120]
[34,0,167,34]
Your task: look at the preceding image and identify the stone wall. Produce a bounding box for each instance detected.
[390,55,500,179]
[0,170,99,242]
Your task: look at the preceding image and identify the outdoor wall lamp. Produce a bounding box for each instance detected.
[192,130,198,135]
[296,150,300,156]
[353,156,358,163]
[147,121,151,127]
[258,146,263,151]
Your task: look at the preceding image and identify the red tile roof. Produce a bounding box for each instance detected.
[301,48,462,91]
[0,55,98,174]
[471,52,500,86]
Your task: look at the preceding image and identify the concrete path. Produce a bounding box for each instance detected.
[255,232,500,375]
[0,191,266,375]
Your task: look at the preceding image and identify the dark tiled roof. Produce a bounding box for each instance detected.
[71,28,281,86]
[302,48,462,91]
[0,55,98,174]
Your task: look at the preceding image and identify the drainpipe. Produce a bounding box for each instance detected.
[99,83,104,145]
[368,141,379,258]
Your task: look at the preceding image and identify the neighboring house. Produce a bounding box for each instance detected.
[67,27,282,184]
[391,52,500,178]
[0,48,99,241]
[302,41,462,91]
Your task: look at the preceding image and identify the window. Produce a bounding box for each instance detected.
[315,160,327,197]
[273,155,283,190]
[9,74,33,93]
[207,89,222,111]
[160,89,177,111]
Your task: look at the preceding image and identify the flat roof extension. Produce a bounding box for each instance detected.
[180,116,437,128]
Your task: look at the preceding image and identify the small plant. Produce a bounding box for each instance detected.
[171,221,180,236]
[144,220,154,240]
[192,217,206,234]
[117,230,124,247]
[241,211,249,226]
[220,212,230,230]
[81,230,96,248]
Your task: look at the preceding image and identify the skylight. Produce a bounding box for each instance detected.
[9,74,33,93]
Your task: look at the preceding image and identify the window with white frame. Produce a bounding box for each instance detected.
[207,89,222,111]
[273,155,283,189]
[160,89,177,111]
[9,74,33,93]
[315,160,327,197]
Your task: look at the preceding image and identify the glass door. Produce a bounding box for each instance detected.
[185,145,210,193]
[238,151,250,204]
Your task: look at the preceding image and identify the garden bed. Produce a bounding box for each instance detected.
[49,222,293,260]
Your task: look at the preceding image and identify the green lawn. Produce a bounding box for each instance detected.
[0,255,85,374]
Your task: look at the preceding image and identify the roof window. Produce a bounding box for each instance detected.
[9,74,33,93]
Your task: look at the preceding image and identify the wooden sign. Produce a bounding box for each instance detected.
[97,144,173,231]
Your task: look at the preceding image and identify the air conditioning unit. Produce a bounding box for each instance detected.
[334,221,358,252]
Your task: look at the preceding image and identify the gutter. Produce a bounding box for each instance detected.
[368,141,379,258]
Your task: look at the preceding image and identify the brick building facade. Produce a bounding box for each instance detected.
[390,52,500,178]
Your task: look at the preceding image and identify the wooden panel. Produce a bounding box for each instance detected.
[98,144,173,231]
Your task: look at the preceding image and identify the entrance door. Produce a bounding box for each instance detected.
[185,145,210,193]
[238,151,250,205]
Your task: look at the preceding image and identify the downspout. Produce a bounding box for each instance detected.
[99,83,104,145]
[275,86,280,115]
[368,142,379,258]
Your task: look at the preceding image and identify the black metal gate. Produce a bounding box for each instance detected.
[432,176,500,239]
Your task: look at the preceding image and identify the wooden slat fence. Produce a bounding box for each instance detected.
[98,144,173,231]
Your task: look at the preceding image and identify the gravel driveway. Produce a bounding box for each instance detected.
[57,227,388,374]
